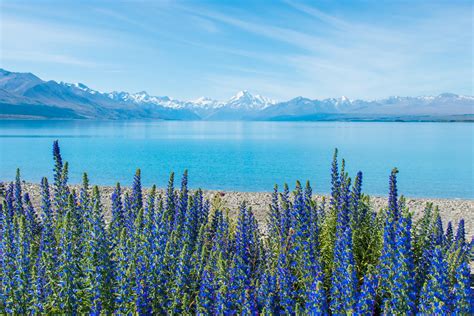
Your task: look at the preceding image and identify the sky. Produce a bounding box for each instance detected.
[0,0,472,101]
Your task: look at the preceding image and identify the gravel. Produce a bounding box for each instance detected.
[12,182,474,240]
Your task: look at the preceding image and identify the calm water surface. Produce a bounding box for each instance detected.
[0,120,472,198]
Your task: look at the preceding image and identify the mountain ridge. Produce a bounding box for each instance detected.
[0,69,472,121]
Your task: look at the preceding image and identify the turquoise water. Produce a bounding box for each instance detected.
[0,120,472,198]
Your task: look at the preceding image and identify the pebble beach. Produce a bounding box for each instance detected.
[12,182,474,240]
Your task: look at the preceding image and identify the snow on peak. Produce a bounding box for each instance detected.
[226,90,275,109]
[61,82,100,94]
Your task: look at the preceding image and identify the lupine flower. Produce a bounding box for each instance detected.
[110,182,124,244]
[418,246,450,314]
[388,168,399,221]
[277,249,296,315]
[131,169,143,213]
[455,219,466,248]
[197,269,216,315]
[351,171,363,217]
[330,225,357,314]
[354,272,378,316]
[445,221,453,248]
[14,168,23,215]
[451,259,472,314]
[305,271,328,315]
[383,215,416,314]
[2,142,471,315]
[330,148,340,209]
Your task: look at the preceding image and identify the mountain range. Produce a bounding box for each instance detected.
[0,69,472,121]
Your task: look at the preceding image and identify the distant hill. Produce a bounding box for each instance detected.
[0,69,472,121]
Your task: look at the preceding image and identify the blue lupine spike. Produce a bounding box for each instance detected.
[378,168,403,301]
[305,271,328,315]
[197,269,216,315]
[52,140,63,183]
[5,183,14,219]
[55,161,70,216]
[122,192,133,232]
[383,215,416,314]
[40,177,52,223]
[52,141,68,213]
[277,248,296,315]
[233,203,254,296]
[354,272,378,316]
[179,170,188,211]
[280,183,291,241]
[318,196,326,219]
[268,184,280,241]
[165,172,175,218]
[23,193,40,236]
[418,246,450,314]
[351,171,363,220]
[241,288,258,316]
[330,148,340,209]
[172,171,189,232]
[145,184,156,224]
[304,180,313,216]
[455,219,465,247]
[433,214,445,247]
[2,202,16,314]
[292,180,309,237]
[132,169,143,212]
[445,221,453,248]
[337,175,352,228]
[57,206,79,314]
[135,255,152,315]
[451,259,472,314]
[388,168,399,221]
[110,182,124,244]
[330,225,357,314]
[14,168,23,215]
[266,273,279,314]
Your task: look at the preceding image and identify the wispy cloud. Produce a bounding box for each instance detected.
[0,0,470,99]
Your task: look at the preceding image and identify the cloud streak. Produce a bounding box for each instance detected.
[0,0,471,100]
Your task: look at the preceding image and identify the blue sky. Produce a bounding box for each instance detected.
[1,0,472,101]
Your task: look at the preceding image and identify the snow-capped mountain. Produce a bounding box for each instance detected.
[225,90,275,110]
[0,68,472,121]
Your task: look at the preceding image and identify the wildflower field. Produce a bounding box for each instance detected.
[0,141,471,315]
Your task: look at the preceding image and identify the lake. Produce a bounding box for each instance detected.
[0,120,472,198]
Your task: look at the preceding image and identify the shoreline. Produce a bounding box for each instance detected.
[11,182,474,239]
